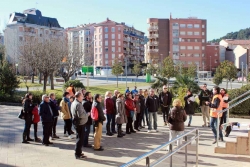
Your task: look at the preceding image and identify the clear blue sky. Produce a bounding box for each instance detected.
[1,0,250,40]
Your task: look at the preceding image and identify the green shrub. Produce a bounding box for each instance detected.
[63,80,85,91]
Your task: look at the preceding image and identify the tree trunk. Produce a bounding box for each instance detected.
[26,86,29,93]
[31,68,35,83]
[50,73,54,90]
[116,76,118,88]
[230,80,233,89]
[63,76,70,83]
[43,73,48,93]
[39,72,42,84]
[226,79,228,89]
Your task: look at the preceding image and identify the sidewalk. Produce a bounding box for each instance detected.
[0,105,249,167]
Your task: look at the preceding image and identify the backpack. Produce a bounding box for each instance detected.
[91,106,99,121]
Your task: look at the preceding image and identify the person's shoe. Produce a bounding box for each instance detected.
[42,143,49,146]
[117,134,123,138]
[27,138,34,141]
[141,126,145,128]
[49,137,54,140]
[164,122,167,126]
[135,128,140,131]
[52,134,60,139]
[131,130,136,133]
[48,142,53,144]
[122,133,126,136]
[75,155,87,159]
[112,131,117,134]
[63,134,68,137]
[212,140,217,144]
[202,124,206,127]
[83,144,92,148]
[188,124,190,127]
[22,141,30,144]
[35,138,42,142]
[68,135,74,139]
[147,130,152,133]
[94,147,104,151]
[126,132,131,134]
[155,130,158,132]
[225,134,229,137]
[70,130,75,134]
[106,132,113,136]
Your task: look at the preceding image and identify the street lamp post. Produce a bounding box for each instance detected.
[246,64,248,84]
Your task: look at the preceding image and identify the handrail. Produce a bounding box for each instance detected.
[228,90,250,104]
[121,128,199,167]
[216,94,250,147]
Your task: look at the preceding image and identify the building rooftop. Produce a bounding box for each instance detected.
[223,39,250,45]
[8,8,62,28]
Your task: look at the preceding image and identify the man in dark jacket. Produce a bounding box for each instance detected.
[49,93,60,139]
[145,88,159,133]
[93,94,106,151]
[82,92,93,148]
[111,90,119,133]
[159,85,172,126]
[39,94,54,146]
[138,89,146,128]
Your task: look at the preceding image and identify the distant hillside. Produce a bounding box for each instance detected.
[209,28,250,43]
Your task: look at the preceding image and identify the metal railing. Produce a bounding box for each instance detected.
[216,92,250,147]
[121,129,200,167]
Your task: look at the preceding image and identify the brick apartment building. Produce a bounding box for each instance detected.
[205,43,220,72]
[93,18,145,74]
[4,8,64,73]
[146,15,207,70]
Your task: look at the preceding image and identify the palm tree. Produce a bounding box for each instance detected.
[151,76,168,89]
[173,75,200,94]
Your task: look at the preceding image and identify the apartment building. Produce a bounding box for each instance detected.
[94,18,145,70]
[146,15,207,69]
[66,23,95,65]
[4,8,64,64]
[205,43,220,72]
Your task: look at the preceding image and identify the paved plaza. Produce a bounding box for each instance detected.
[0,105,250,167]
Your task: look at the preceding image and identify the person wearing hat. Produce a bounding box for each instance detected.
[39,94,54,146]
[116,93,127,138]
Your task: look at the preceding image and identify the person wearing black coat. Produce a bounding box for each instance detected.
[39,94,54,146]
[82,92,93,148]
[22,93,35,144]
[159,85,172,126]
[138,89,146,128]
[184,90,195,127]
[49,93,60,139]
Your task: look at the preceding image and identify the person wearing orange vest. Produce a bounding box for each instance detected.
[205,86,223,144]
[66,83,76,97]
[220,88,230,126]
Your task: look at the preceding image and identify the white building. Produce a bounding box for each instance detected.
[4,8,64,66]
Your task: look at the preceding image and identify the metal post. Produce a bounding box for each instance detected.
[185,136,187,167]
[146,156,150,167]
[196,129,199,167]
[246,64,248,84]
[202,62,204,80]
[217,115,219,147]
[242,62,244,87]
[170,144,172,167]
[227,105,230,123]
[106,63,108,82]
[125,57,128,87]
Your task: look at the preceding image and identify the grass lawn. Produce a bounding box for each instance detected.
[19,82,43,88]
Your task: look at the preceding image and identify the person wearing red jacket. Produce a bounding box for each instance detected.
[125,92,136,134]
[32,104,41,142]
[104,91,115,136]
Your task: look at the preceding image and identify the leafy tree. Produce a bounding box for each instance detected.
[132,60,142,86]
[63,80,85,91]
[213,74,223,86]
[161,57,176,88]
[186,63,197,78]
[111,59,124,87]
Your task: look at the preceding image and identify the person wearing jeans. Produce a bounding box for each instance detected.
[104,91,115,136]
[145,89,159,133]
[159,85,172,126]
[199,83,212,127]
[143,89,149,126]
[205,86,223,144]
[83,92,93,148]
[184,89,195,127]
[125,92,136,134]
[49,93,60,139]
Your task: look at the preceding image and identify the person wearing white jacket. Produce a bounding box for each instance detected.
[184,89,195,127]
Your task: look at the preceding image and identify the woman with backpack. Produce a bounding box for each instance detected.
[168,99,187,148]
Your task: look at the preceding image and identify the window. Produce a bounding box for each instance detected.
[202,24,205,28]
[180,24,186,28]
[19,36,23,41]
[180,31,186,35]
[100,61,102,66]
[202,46,205,50]
[118,34,121,39]
[105,34,108,39]
[187,54,191,57]
[194,32,199,35]
[105,47,108,52]
[95,54,97,59]
[118,41,121,46]
[95,48,97,52]
[188,61,192,65]
[118,47,121,52]
[187,46,193,50]
[112,40,115,46]
[173,38,179,45]
[187,39,190,42]
[95,41,97,46]
[112,47,115,52]
[215,60,218,63]
[99,28,102,33]
[118,27,121,32]
[180,46,186,50]
[215,53,218,56]
[105,40,108,46]
[194,54,200,57]
[194,24,200,28]
[112,54,115,59]
[195,39,198,42]
[112,34,115,39]
[99,41,102,46]
[187,24,193,28]
[187,31,193,35]
[105,27,108,32]
[194,46,199,50]
[105,54,108,59]
[202,53,204,57]
[105,60,108,65]
[111,27,115,32]
[99,54,102,59]
[99,34,102,39]
[202,39,205,43]
[202,32,205,35]
[215,47,218,50]
[99,48,102,52]
[180,53,185,57]
[95,61,97,65]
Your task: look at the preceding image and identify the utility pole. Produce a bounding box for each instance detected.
[242,62,244,87]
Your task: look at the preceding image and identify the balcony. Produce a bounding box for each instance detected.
[148,34,159,38]
[148,49,159,53]
[148,26,158,31]
[148,41,158,46]
[123,37,130,42]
